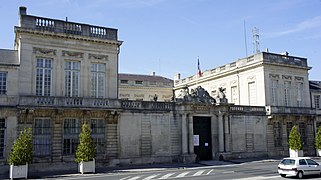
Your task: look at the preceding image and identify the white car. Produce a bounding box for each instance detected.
[278,157,321,179]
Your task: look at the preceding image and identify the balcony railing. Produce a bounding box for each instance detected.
[230,105,266,114]
[19,15,118,41]
[19,96,120,109]
[267,106,316,115]
[121,100,174,111]
[18,96,174,111]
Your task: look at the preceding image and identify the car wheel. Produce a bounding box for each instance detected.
[297,171,303,179]
[280,174,286,177]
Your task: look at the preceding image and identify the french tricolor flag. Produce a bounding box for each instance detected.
[197,57,202,77]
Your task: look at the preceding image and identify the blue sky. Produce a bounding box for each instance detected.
[0,0,320,80]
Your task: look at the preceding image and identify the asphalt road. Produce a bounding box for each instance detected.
[33,160,286,180]
[8,159,321,180]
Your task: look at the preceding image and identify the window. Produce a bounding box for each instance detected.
[65,61,80,97]
[299,122,306,145]
[0,119,5,157]
[120,80,128,84]
[248,82,256,105]
[273,122,282,147]
[284,81,291,106]
[299,159,307,165]
[271,79,278,105]
[296,82,303,107]
[231,86,238,104]
[135,81,143,85]
[90,63,105,98]
[33,118,51,156]
[91,119,105,154]
[36,58,52,96]
[0,72,7,95]
[307,159,318,166]
[63,118,80,154]
[286,122,293,137]
[315,95,320,109]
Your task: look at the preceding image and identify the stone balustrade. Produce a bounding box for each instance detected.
[230,105,266,114]
[268,106,316,115]
[19,14,118,41]
[174,52,308,86]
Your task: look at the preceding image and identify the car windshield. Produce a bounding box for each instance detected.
[281,159,295,165]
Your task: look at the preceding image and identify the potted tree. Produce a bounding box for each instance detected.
[76,122,96,174]
[288,125,303,157]
[315,126,321,156]
[8,128,33,179]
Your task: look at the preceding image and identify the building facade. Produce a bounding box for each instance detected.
[118,73,173,101]
[0,6,320,174]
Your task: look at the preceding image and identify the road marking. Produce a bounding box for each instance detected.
[119,176,131,180]
[193,170,205,176]
[236,175,280,180]
[176,171,189,177]
[142,174,160,180]
[206,169,214,175]
[159,173,175,179]
[127,176,141,180]
[222,171,235,174]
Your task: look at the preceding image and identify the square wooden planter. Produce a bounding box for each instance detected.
[79,159,95,174]
[289,149,303,157]
[9,163,28,179]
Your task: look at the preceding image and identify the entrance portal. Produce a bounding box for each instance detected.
[193,116,212,160]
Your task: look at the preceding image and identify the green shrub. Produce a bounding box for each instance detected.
[288,125,302,150]
[315,126,321,149]
[75,122,96,163]
[8,128,33,166]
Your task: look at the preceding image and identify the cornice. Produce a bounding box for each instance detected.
[15,27,123,46]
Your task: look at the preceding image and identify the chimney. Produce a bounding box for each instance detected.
[151,72,156,76]
[174,73,181,80]
[19,6,27,27]
[19,6,27,15]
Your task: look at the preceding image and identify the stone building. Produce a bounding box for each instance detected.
[174,52,320,157]
[118,73,173,101]
[0,6,320,174]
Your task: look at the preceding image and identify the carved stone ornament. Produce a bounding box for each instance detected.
[295,76,304,81]
[62,50,83,58]
[88,53,108,61]
[269,74,280,79]
[33,47,56,56]
[176,86,216,104]
[282,75,292,80]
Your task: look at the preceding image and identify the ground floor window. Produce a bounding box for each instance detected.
[63,118,80,154]
[273,122,282,147]
[299,122,306,145]
[0,119,5,157]
[91,119,105,154]
[33,118,51,156]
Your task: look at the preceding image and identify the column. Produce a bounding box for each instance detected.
[218,112,224,152]
[181,114,188,154]
[188,114,194,154]
[224,115,230,152]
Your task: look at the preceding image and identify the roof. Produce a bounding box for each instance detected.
[0,49,19,65]
[309,81,321,90]
[119,73,173,83]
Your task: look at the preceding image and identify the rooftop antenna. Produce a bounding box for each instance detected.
[244,20,248,57]
[252,27,260,53]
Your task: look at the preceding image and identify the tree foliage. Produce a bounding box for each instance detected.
[75,122,96,163]
[288,125,302,150]
[315,126,321,149]
[9,128,33,165]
